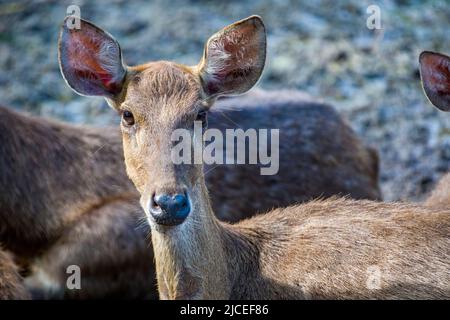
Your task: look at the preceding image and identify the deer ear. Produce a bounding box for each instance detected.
[419,51,450,112]
[197,15,266,98]
[58,17,127,98]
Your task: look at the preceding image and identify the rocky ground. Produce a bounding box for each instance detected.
[0,0,449,201]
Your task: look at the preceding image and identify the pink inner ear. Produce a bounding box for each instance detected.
[422,54,450,94]
[222,23,257,72]
[67,30,116,91]
[421,53,450,111]
[204,22,261,96]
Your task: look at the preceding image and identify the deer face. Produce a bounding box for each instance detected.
[419,51,450,112]
[119,63,203,226]
[59,16,266,227]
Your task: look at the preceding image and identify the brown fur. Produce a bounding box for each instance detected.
[115,64,450,297]
[208,89,380,222]
[116,60,380,208]
[0,87,379,298]
[0,105,136,257]
[23,200,156,299]
[1,15,381,299]
[75,19,447,299]
[227,199,449,299]
[425,173,450,209]
[0,247,29,299]
[0,105,153,299]
[114,63,449,299]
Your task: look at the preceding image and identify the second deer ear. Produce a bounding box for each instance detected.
[197,16,266,99]
[419,51,450,112]
[58,17,127,99]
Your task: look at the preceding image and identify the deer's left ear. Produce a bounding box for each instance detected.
[196,15,266,98]
[419,51,450,112]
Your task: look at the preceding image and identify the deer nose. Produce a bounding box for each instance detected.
[149,192,190,226]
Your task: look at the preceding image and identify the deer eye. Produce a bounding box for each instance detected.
[122,110,135,126]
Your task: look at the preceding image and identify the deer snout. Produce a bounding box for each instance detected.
[149,191,191,226]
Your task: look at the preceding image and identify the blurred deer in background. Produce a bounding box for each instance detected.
[0,247,29,299]
[0,106,155,299]
[420,51,450,209]
[1,13,380,299]
[59,16,449,299]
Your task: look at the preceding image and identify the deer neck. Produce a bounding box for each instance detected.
[151,179,233,299]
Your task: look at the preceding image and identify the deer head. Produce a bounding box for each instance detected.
[59,16,266,228]
[419,51,450,112]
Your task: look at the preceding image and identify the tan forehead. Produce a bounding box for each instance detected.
[125,61,201,109]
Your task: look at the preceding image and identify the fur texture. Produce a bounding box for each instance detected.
[419,51,450,209]
[0,86,379,298]
[118,63,447,299]
[96,53,448,300]
[53,16,385,299]
[0,247,29,300]
[425,173,450,209]
[152,195,450,299]
[83,20,447,299]
[0,105,152,299]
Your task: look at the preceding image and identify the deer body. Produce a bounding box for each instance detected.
[153,195,450,299]
[0,105,136,257]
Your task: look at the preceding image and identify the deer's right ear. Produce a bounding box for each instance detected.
[419,51,450,112]
[196,16,266,99]
[58,17,127,99]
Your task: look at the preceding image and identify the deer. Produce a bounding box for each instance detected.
[426,173,450,208]
[59,15,450,299]
[0,247,29,299]
[0,14,382,299]
[0,90,381,298]
[0,105,156,299]
[419,51,450,209]
[0,96,380,299]
[0,80,381,299]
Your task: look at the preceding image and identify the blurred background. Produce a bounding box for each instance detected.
[0,0,449,201]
